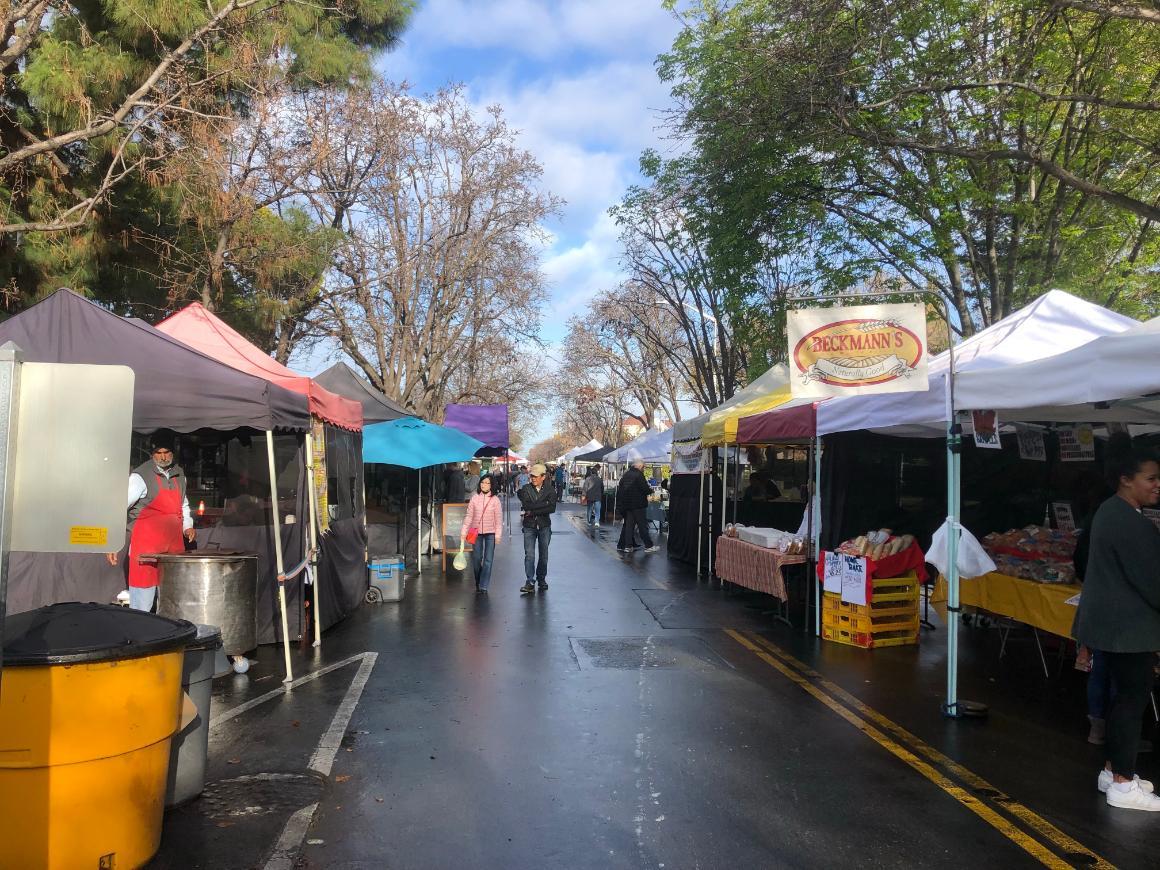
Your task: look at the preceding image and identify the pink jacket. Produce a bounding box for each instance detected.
[461,492,503,543]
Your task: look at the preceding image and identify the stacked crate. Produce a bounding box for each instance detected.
[822,571,920,649]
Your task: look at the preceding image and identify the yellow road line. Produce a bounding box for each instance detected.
[740,631,1115,870]
[724,629,1077,870]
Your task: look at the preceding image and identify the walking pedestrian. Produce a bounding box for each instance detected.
[460,474,503,594]
[517,463,557,594]
[516,464,530,492]
[554,463,567,501]
[583,466,603,528]
[464,460,482,495]
[617,460,658,553]
[444,462,466,503]
[1072,433,1160,811]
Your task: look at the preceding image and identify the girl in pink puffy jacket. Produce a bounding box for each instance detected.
[460,474,503,592]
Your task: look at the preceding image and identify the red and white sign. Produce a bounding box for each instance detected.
[788,303,929,398]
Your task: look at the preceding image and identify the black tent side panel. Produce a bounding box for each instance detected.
[667,472,721,566]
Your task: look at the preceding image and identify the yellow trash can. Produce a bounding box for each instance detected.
[0,602,196,870]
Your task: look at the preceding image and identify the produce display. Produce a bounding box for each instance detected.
[836,529,916,562]
[981,526,1077,584]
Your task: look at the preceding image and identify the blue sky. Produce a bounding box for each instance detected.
[375,0,683,348]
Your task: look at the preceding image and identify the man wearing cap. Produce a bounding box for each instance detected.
[107,436,196,611]
[517,463,557,595]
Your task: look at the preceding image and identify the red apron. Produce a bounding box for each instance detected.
[128,475,184,588]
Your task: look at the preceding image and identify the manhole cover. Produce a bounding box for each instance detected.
[570,636,722,670]
[198,772,326,821]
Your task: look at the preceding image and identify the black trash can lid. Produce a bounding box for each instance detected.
[3,602,198,666]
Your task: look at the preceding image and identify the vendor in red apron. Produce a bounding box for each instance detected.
[106,436,196,611]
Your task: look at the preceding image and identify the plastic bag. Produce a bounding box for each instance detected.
[453,544,469,571]
[928,520,996,580]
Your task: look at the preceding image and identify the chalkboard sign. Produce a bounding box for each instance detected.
[442,502,471,572]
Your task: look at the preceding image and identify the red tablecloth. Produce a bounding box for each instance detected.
[716,536,807,600]
[816,542,929,585]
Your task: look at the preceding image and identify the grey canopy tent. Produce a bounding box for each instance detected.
[0,289,314,653]
[315,362,410,423]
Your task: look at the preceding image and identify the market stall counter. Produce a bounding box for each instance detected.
[715,534,807,601]
[930,573,1080,641]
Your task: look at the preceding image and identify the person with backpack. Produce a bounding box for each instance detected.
[617,460,657,553]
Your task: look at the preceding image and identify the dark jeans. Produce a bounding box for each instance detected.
[618,508,653,549]
[1104,651,1155,777]
[523,525,551,584]
[472,533,495,590]
[1089,649,1112,719]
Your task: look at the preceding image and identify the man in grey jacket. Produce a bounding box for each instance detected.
[583,467,603,527]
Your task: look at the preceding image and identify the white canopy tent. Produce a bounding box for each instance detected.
[604,428,674,464]
[561,438,602,463]
[815,290,1137,437]
[952,315,1160,420]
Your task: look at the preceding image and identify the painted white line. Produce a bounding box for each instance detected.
[263,802,318,870]
[255,652,379,870]
[209,653,369,730]
[308,652,378,776]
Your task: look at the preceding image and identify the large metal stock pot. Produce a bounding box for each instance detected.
[154,551,258,654]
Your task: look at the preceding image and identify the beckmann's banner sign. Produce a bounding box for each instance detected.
[788,302,929,398]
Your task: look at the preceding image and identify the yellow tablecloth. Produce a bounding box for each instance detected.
[931,572,1081,639]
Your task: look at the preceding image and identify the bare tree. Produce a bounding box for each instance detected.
[305,83,561,424]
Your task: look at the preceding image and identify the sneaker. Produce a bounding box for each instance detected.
[537,582,549,591]
[1106,780,1160,811]
[644,545,660,553]
[1098,769,1154,794]
[520,583,535,595]
[595,522,601,528]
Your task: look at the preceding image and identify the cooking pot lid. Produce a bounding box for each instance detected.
[143,550,258,562]
[3,602,197,665]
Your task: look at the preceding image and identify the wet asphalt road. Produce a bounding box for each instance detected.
[151,504,1158,869]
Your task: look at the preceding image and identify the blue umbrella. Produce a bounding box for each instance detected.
[363,417,485,468]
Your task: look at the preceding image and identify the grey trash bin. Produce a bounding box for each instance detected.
[166,624,231,807]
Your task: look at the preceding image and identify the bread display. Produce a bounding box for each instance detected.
[836,530,918,560]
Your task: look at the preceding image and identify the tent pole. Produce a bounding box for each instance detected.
[696,448,706,576]
[305,432,321,648]
[417,467,422,576]
[813,435,823,638]
[721,445,729,535]
[266,431,293,685]
[732,445,740,525]
[708,448,715,577]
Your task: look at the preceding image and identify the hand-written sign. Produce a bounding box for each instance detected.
[789,303,928,399]
[1016,426,1046,462]
[1058,425,1096,462]
[823,551,869,606]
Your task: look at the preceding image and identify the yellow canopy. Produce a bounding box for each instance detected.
[700,365,794,447]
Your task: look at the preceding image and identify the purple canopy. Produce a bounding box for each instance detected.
[443,404,509,450]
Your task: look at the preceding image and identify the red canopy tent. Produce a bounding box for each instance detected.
[156,303,363,430]
[735,399,821,443]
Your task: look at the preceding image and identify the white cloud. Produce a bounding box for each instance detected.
[408,0,681,61]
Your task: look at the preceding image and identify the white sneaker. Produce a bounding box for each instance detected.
[232,656,251,675]
[1098,769,1154,794]
[595,522,600,528]
[644,545,660,553]
[1106,780,1160,811]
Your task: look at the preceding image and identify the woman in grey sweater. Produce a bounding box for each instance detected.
[1073,433,1160,811]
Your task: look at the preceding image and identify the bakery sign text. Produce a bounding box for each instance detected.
[787,302,930,398]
